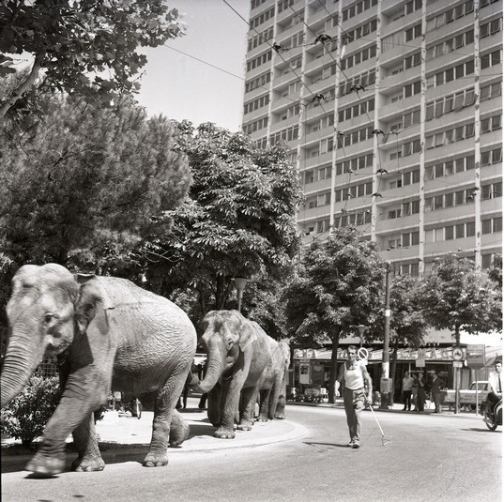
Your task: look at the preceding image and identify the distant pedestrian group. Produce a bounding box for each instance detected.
[403,370,444,413]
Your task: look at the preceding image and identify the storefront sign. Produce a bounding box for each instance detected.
[465,344,486,368]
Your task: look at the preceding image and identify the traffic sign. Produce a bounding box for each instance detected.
[452,348,464,361]
[453,361,463,368]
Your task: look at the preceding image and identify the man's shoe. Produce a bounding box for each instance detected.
[352,440,360,449]
[347,440,354,447]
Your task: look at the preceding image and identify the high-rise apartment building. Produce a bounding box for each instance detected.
[242,0,502,276]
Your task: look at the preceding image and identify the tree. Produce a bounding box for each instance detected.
[283,226,386,402]
[382,274,428,396]
[143,122,303,314]
[0,94,191,273]
[0,1,184,119]
[420,254,502,346]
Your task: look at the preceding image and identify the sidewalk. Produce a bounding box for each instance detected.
[1,398,308,473]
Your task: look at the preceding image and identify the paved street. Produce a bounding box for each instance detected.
[1,399,501,502]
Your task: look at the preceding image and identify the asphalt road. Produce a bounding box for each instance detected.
[1,404,501,502]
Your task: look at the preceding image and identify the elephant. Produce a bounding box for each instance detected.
[257,338,290,422]
[194,310,275,439]
[1,263,197,476]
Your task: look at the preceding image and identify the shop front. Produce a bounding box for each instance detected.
[290,345,498,402]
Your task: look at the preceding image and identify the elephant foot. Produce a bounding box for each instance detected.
[143,452,168,467]
[236,423,253,431]
[26,452,65,477]
[169,417,190,447]
[257,415,269,422]
[274,412,285,420]
[214,427,236,439]
[71,455,105,472]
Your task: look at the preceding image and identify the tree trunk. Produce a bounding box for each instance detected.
[454,326,461,347]
[391,337,399,402]
[215,275,227,310]
[328,329,340,404]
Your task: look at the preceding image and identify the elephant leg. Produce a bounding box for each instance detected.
[215,378,243,439]
[71,413,105,472]
[143,373,187,467]
[274,372,288,419]
[257,388,271,422]
[207,383,222,427]
[26,370,106,477]
[237,386,258,431]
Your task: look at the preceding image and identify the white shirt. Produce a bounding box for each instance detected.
[489,370,503,394]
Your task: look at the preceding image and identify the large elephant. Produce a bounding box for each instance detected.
[194,310,275,439]
[257,338,290,422]
[1,264,197,476]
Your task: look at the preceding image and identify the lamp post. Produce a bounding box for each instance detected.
[380,262,392,409]
[355,325,366,347]
[233,278,249,313]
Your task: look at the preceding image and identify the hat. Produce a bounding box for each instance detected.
[494,357,502,366]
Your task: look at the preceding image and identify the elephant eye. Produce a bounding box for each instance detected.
[44,313,58,324]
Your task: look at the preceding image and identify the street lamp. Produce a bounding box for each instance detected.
[232,278,249,313]
[355,325,366,347]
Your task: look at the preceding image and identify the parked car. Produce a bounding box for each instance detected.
[442,381,489,410]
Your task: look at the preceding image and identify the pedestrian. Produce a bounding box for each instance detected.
[411,374,419,411]
[402,371,414,411]
[430,371,445,413]
[485,357,503,418]
[415,372,426,412]
[335,345,373,449]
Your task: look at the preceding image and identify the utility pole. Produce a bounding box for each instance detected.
[380,262,392,409]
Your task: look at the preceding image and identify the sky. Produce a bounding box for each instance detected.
[136,0,251,132]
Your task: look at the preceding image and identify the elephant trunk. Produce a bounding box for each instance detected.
[1,330,45,408]
[195,337,226,394]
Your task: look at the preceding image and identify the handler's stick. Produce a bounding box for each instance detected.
[365,395,391,446]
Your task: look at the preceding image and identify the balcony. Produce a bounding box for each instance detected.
[480,196,502,217]
[377,179,420,201]
[277,0,304,24]
[425,14,474,48]
[304,125,334,146]
[271,92,300,113]
[336,138,374,159]
[424,169,476,194]
[481,129,503,149]
[381,41,418,69]
[243,106,270,124]
[424,237,474,258]
[378,95,421,116]
[379,246,421,262]
[481,163,503,182]
[375,213,421,234]
[424,203,475,225]
[302,151,333,169]
[304,178,333,195]
[298,204,332,221]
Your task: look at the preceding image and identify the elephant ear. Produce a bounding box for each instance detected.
[74,275,113,334]
[238,316,257,352]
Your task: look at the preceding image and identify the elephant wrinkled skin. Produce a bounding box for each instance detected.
[257,337,290,421]
[1,264,197,476]
[194,310,277,439]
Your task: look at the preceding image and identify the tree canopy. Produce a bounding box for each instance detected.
[0,94,191,271]
[143,121,303,313]
[0,0,185,119]
[283,226,386,401]
[420,254,502,345]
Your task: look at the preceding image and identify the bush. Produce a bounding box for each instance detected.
[1,376,61,448]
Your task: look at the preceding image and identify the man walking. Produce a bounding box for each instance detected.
[402,371,414,411]
[335,345,373,449]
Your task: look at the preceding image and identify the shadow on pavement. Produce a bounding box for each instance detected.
[303,441,349,448]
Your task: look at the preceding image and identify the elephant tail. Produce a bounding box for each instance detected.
[169,409,190,447]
